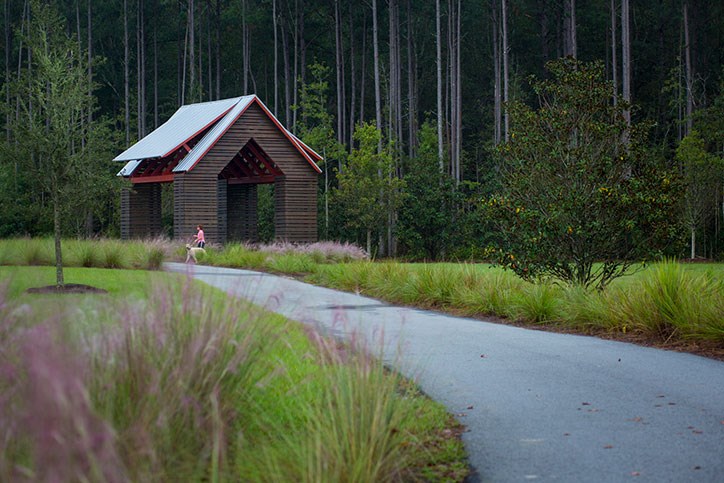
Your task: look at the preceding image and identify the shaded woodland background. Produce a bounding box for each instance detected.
[1,0,722,260]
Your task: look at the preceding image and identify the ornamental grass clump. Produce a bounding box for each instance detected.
[510,282,563,324]
[0,281,275,481]
[616,260,724,341]
[19,237,54,266]
[250,331,417,483]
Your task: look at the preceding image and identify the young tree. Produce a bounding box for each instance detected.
[335,123,404,255]
[484,58,680,290]
[2,0,108,287]
[294,62,347,239]
[676,131,724,258]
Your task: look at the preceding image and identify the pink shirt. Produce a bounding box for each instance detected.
[196,229,205,242]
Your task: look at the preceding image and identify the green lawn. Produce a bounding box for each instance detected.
[1,266,468,482]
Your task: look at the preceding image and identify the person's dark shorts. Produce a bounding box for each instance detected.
[197,241,205,248]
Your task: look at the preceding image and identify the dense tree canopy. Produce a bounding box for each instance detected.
[0,0,722,263]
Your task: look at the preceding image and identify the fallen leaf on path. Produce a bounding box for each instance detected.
[603,444,614,449]
[467,405,474,410]
[631,471,640,476]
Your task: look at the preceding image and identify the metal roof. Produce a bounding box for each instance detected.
[113,97,243,162]
[173,96,255,172]
[114,95,322,175]
[117,159,142,177]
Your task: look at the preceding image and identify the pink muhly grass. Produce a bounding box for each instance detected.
[255,241,369,262]
[1,318,125,482]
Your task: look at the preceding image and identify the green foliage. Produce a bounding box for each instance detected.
[398,121,461,260]
[334,123,405,254]
[484,58,682,290]
[675,131,724,255]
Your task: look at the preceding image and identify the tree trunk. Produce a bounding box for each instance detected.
[359,13,366,127]
[348,2,356,151]
[372,0,382,152]
[153,0,158,127]
[124,0,130,143]
[683,1,693,136]
[189,0,195,100]
[492,0,501,145]
[53,185,64,288]
[455,0,461,183]
[502,0,509,141]
[215,0,221,99]
[87,0,92,124]
[242,0,247,93]
[273,0,278,115]
[564,0,576,57]
[335,0,343,144]
[621,0,631,127]
[406,0,416,157]
[690,227,696,259]
[610,0,617,105]
[436,0,443,169]
[4,0,10,141]
[282,17,291,126]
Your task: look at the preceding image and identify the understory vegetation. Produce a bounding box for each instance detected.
[0,267,468,482]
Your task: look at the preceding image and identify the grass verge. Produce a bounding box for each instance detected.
[0,267,468,482]
[201,243,724,351]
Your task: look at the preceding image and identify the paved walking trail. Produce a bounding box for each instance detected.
[166,263,724,482]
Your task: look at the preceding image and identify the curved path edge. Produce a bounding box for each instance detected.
[166,263,724,483]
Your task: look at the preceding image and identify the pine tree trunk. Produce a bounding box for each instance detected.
[436,0,443,169]
[406,0,416,157]
[335,0,343,144]
[53,184,64,288]
[610,0,618,105]
[621,0,631,127]
[282,18,291,126]
[492,0,501,145]
[189,0,195,99]
[348,3,356,151]
[455,0,461,183]
[690,227,696,259]
[124,0,130,143]
[502,0,509,141]
[372,0,382,152]
[242,0,247,94]
[154,0,158,127]
[683,1,693,136]
[273,0,278,115]
[215,0,221,99]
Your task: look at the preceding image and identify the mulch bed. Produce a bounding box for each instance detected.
[26,284,108,295]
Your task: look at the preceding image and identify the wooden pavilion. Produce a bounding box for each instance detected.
[115,95,322,244]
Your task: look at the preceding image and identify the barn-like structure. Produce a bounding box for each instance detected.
[114,95,322,244]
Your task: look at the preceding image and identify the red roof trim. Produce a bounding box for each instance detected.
[159,107,234,159]
[252,98,323,173]
[184,96,323,175]
[131,174,175,184]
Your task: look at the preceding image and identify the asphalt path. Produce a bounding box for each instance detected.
[166,262,724,482]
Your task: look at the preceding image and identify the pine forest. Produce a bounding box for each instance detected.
[1,0,723,261]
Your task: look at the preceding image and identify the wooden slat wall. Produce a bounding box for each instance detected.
[228,184,258,242]
[176,101,319,244]
[120,184,162,239]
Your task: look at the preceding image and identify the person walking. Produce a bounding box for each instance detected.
[193,225,206,248]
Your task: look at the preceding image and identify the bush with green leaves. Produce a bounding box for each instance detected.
[484,58,682,290]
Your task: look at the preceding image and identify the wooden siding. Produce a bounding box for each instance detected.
[120,184,162,239]
[175,102,319,244]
